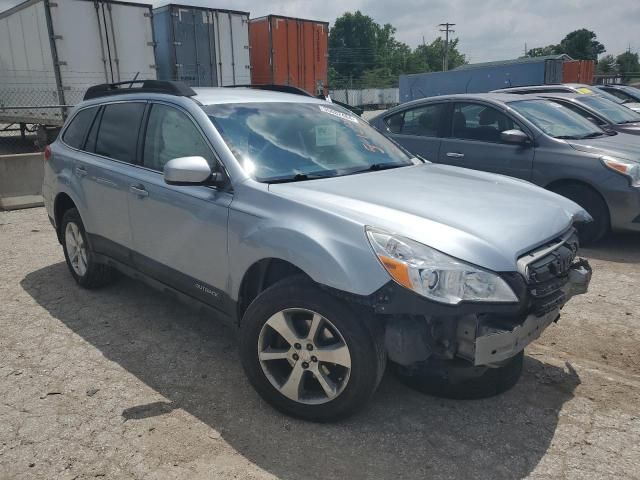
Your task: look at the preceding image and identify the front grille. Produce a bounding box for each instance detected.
[518,230,579,317]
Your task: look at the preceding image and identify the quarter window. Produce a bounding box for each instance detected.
[385,104,447,137]
[452,103,520,142]
[62,107,98,149]
[143,104,215,172]
[95,103,145,163]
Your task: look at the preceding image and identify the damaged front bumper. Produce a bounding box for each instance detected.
[467,259,592,366]
[373,238,592,368]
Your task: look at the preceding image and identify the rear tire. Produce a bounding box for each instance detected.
[240,276,385,422]
[61,208,118,289]
[394,351,524,400]
[551,184,609,245]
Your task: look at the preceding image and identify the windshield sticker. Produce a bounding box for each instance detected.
[319,105,359,124]
[576,87,593,94]
[315,125,337,147]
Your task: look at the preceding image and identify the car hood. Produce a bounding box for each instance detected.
[568,132,640,161]
[269,164,589,272]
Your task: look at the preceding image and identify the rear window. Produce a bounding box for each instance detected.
[63,107,98,149]
[95,103,145,163]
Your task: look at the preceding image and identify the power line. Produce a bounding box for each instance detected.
[438,22,456,71]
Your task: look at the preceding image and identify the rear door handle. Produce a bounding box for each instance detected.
[129,185,149,197]
[74,166,88,177]
[446,152,465,158]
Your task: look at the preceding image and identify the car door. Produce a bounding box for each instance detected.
[65,102,146,262]
[126,101,233,313]
[438,101,534,180]
[381,102,448,162]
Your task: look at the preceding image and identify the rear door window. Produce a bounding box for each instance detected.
[605,89,631,101]
[552,101,607,126]
[95,103,146,163]
[385,103,447,137]
[451,103,521,142]
[63,107,98,149]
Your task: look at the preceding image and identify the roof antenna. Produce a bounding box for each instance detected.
[128,72,140,88]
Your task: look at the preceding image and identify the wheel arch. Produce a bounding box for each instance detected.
[545,178,610,214]
[236,258,309,324]
[53,192,77,243]
[545,178,611,240]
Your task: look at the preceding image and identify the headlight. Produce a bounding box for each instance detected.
[366,227,518,305]
[601,156,640,186]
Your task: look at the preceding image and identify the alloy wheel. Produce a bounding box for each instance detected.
[257,308,352,405]
[65,222,88,277]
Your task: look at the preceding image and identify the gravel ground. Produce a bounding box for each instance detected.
[1,207,639,480]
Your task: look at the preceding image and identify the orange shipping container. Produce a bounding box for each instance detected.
[249,15,328,95]
[563,60,595,84]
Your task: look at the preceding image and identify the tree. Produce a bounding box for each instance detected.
[527,45,560,57]
[411,38,466,72]
[558,29,605,60]
[328,11,468,88]
[329,12,410,80]
[596,54,618,75]
[616,51,640,82]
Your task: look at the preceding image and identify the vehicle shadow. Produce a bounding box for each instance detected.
[22,263,580,480]
[581,232,640,264]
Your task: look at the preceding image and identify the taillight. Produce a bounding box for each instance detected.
[44,145,52,161]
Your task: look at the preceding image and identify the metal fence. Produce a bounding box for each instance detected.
[0,79,85,154]
[329,88,399,110]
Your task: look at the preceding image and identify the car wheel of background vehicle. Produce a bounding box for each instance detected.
[393,351,524,400]
[551,184,609,245]
[240,276,385,422]
[61,208,118,289]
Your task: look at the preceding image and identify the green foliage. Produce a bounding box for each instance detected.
[616,51,640,82]
[559,29,605,60]
[413,38,467,72]
[527,45,560,57]
[596,54,618,75]
[528,29,605,61]
[328,11,466,88]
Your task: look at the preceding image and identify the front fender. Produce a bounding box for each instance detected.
[227,216,390,302]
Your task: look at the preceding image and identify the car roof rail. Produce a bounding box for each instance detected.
[83,80,197,101]
[223,84,315,97]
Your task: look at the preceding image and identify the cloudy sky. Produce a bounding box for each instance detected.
[1,0,639,62]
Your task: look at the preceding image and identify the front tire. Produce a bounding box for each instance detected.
[61,208,118,289]
[551,184,609,245]
[394,351,524,400]
[240,276,385,422]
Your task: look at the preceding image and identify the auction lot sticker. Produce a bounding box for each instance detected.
[319,105,359,123]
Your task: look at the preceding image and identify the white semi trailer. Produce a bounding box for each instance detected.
[0,0,156,142]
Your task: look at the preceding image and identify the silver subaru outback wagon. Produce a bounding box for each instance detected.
[43,80,592,421]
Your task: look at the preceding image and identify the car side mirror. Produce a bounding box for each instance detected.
[501,129,530,145]
[163,156,213,186]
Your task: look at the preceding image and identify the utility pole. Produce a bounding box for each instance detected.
[438,22,456,71]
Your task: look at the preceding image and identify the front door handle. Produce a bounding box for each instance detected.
[74,166,88,177]
[446,152,465,158]
[129,185,149,197]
